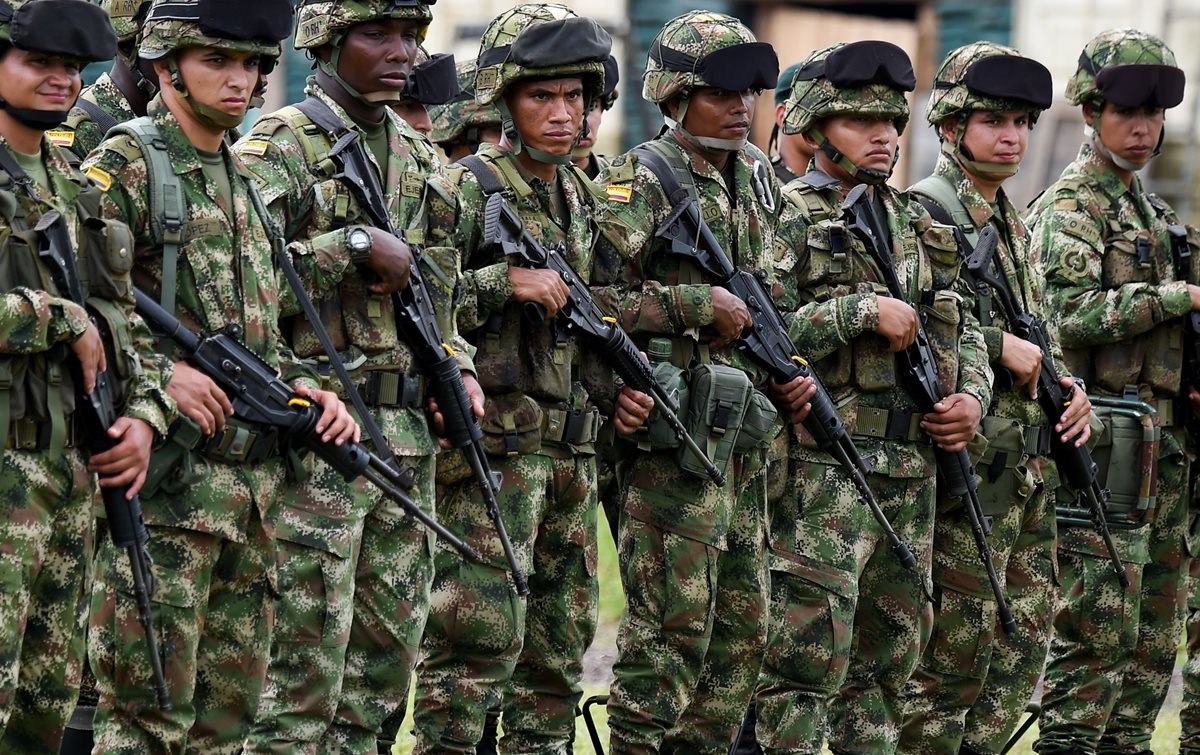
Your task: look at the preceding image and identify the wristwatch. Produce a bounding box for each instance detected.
[346,225,373,265]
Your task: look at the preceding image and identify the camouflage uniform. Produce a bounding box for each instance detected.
[234,2,472,751]
[897,43,1062,754]
[427,60,501,161]
[84,5,311,751]
[411,6,611,753]
[1182,507,1200,753]
[0,5,165,750]
[591,12,784,753]
[754,43,991,754]
[1030,29,1194,754]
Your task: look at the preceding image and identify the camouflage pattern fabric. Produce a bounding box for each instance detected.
[61,73,139,162]
[1180,507,1200,754]
[781,43,911,138]
[293,0,433,50]
[428,60,501,148]
[592,129,781,751]
[1029,139,1195,752]
[411,143,603,753]
[83,96,313,750]
[925,41,1041,127]
[642,10,759,104]
[896,153,1062,751]
[1066,28,1179,106]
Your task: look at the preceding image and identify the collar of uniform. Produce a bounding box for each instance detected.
[0,131,80,210]
[146,95,253,182]
[933,152,996,229]
[1076,141,1143,204]
[663,129,734,192]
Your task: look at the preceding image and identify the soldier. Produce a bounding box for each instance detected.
[897,42,1093,753]
[766,62,811,184]
[393,50,461,136]
[234,0,479,750]
[83,0,360,751]
[59,0,153,161]
[0,2,168,751]
[410,5,651,753]
[750,41,991,754]
[593,11,812,753]
[1030,28,1198,753]
[573,54,618,179]
[427,60,502,164]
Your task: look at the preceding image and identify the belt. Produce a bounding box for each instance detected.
[981,415,1052,457]
[7,415,75,451]
[199,419,279,465]
[326,368,425,409]
[539,406,601,448]
[843,405,928,443]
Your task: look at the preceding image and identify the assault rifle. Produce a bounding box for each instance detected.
[633,148,915,570]
[133,290,482,566]
[841,184,1014,632]
[963,227,1128,586]
[324,129,528,595]
[480,193,727,487]
[35,211,171,709]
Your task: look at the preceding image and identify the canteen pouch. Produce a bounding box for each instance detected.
[677,363,754,480]
[479,392,545,457]
[638,356,689,451]
[733,388,781,454]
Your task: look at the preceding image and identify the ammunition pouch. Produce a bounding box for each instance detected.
[734,389,781,454]
[199,418,281,465]
[1056,395,1160,529]
[972,415,1043,518]
[478,393,599,457]
[677,363,766,481]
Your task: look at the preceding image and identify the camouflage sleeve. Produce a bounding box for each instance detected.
[954,275,993,412]
[69,119,106,165]
[0,290,88,353]
[591,158,715,335]
[419,174,475,375]
[442,173,513,334]
[1033,195,1192,348]
[773,198,880,359]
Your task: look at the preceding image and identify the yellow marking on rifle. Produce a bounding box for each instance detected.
[603,316,617,324]
[793,356,808,366]
[442,342,457,357]
[288,398,313,408]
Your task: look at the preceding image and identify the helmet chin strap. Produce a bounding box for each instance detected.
[319,38,403,106]
[807,127,892,185]
[665,95,747,152]
[946,122,1020,179]
[0,96,67,130]
[169,59,245,130]
[1085,121,1149,173]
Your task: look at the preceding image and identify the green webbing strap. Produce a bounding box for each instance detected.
[910,174,979,248]
[46,365,64,461]
[110,118,187,317]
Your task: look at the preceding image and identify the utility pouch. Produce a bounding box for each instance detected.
[677,363,754,480]
[142,413,207,498]
[972,415,1037,518]
[733,388,781,454]
[479,392,545,457]
[638,340,689,451]
[1057,395,1160,528]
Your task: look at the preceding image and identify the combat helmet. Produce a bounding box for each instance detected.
[0,0,117,130]
[926,41,1053,178]
[644,10,778,151]
[429,59,501,149]
[101,0,150,60]
[139,0,293,128]
[295,0,435,105]
[782,40,915,184]
[404,49,461,106]
[475,3,612,165]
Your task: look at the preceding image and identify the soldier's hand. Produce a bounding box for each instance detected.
[921,393,982,452]
[295,384,360,446]
[769,374,816,425]
[429,371,486,449]
[875,297,919,352]
[613,385,654,434]
[168,362,233,436]
[1057,377,1092,447]
[1000,332,1043,399]
[710,286,751,348]
[1190,386,1200,418]
[1188,284,1200,311]
[364,230,414,294]
[89,417,155,498]
[70,320,107,395]
[509,266,569,318]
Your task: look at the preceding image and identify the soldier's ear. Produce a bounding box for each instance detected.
[152,59,173,91]
[939,119,957,144]
[1082,101,1096,128]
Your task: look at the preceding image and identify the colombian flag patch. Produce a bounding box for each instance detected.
[84,166,113,192]
[240,139,271,157]
[47,130,75,148]
[606,184,632,203]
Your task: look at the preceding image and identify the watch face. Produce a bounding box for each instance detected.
[349,229,370,251]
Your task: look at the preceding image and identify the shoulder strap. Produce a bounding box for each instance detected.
[910,174,979,248]
[294,95,351,140]
[631,139,695,207]
[76,98,120,142]
[110,117,186,317]
[457,153,506,197]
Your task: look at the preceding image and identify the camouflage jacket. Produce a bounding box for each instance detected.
[435,143,601,457]
[0,133,172,439]
[775,171,991,478]
[236,80,472,460]
[1028,142,1196,405]
[591,132,782,548]
[82,97,319,539]
[60,73,138,162]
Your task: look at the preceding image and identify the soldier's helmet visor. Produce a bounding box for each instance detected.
[149,0,293,44]
[405,52,461,105]
[602,54,619,99]
[955,55,1053,109]
[1,0,117,62]
[478,17,611,71]
[797,40,915,92]
[1093,62,1185,109]
[649,41,779,93]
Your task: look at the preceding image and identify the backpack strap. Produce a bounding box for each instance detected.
[109,117,186,317]
[76,98,120,143]
[910,173,979,249]
[457,153,506,197]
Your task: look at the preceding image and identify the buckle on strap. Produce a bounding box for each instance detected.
[362,371,424,409]
[1024,423,1052,456]
[7,415,75,451]
[848,405,924,442]
[543,406,600,446]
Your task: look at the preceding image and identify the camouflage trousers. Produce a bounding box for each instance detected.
[898,462,1057,754]
[752,456,934,755]
[0,448,93,754]
[90,506,277,754]
[413,450,598,754]
[607,469,769,755]
[1175,508,1200,754]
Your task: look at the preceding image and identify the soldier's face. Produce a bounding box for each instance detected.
[675,87,753,141]
[1089,101,1165,171]
[168,47,259,122]
[958,110,1030,171]
[393,99,432,134]
[0,48,82,115]
[337,19,421,94]
[815,114,898,175]
[505,77,585,157]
